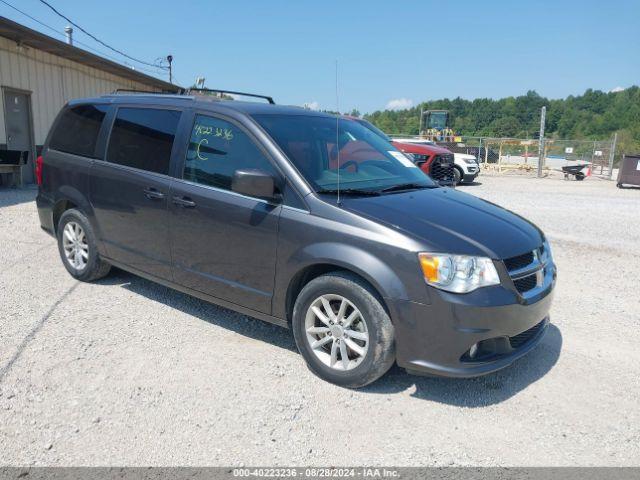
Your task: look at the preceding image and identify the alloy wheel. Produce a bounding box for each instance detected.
[62,221,89,271]
[304,294,369,371]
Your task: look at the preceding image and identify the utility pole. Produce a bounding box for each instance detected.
[537,106,546,178]
[608,132,618,179]
[167,55,173,84]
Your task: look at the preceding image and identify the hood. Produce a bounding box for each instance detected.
[455,153,478,162]
[338,188,543,259]
[392,141,452,156]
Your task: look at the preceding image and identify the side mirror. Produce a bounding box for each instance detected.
[231,169,279,200]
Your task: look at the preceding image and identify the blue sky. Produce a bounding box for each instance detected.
[3,0,639,113]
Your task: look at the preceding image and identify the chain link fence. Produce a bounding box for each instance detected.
[389,134,617,179]
[542,138,614,176]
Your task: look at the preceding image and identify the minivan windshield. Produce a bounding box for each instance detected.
[253,114,436,194]
[354,118,392,142]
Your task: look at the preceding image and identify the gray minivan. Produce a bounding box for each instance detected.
[36,92,556,387]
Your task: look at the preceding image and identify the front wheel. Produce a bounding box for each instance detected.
[453,167,463,185]
[292,272,395,388]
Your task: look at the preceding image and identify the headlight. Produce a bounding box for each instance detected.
[463,158,477,164]
[418,253,500,293]
[409,153,429,162]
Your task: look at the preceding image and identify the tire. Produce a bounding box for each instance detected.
[575,172,585,181]
[57,209,111,282]
[617,183,623,189]
[292,271,395,388]
[453,166,463,185]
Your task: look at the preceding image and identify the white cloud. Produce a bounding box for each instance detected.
[610,86,625,93]
[385,98,413,110]
[304,101,320,110]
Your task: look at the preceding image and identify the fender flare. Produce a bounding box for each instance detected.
[53,185,93,226]
[280,242,410,319]
[53,186,106,255]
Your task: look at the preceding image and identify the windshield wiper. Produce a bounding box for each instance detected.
[316,188,380,196]
[377,183,436,194]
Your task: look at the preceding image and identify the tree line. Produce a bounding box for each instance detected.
[363,87,640,157]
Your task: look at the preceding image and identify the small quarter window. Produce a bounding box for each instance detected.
[49,104,108,157]
[183,114,277,191]
[107,108,181,175]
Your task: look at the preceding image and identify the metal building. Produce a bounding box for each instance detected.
[0,16,178,183]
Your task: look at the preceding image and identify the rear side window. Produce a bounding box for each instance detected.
[106,107,181,175]
[49,104,108,157]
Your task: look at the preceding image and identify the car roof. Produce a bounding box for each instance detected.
[68,94,331,118]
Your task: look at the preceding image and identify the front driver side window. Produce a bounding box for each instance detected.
[183,114,277,191]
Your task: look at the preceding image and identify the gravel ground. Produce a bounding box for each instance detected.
[0,176,639,467]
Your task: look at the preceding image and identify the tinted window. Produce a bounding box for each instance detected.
[183,114,277,191]
[49,104,108,157]
[254,115,434,192]
[107,108,181,175]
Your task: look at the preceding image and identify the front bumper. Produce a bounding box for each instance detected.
[388,263,556,377]
[462,165,480,182]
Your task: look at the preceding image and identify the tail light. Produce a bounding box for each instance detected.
[35,155,43,186]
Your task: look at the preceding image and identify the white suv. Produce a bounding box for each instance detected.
[392,138,480,185]
[454,152,480,184]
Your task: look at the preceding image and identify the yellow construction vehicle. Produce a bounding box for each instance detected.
[419,109,461,142]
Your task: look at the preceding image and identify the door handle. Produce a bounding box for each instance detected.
[143,188,165,200]
[172,196,196,208]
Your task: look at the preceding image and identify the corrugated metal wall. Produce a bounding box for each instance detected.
[0,35,166,181]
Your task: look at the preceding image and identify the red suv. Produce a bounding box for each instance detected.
[348,117,455,186]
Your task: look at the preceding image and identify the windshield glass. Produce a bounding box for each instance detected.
[355,118,391,142]
[426,111,448,130]
[253,114,435,193]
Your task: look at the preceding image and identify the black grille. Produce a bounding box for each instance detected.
[430,154,455,182]
[509,320,545,349]
[504,251,534,271]
[513,273,537,293]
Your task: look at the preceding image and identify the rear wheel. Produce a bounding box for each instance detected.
[292,272,395,388]
[57,209,111,282]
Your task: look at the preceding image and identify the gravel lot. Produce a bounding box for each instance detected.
[1,175,639,467]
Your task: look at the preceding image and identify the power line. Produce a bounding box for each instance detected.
[0,0,169,78]
[37,0,168,70]
[1,0,62,37]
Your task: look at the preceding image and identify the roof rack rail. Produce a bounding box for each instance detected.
[110,88,186,95]
[186,88,274,104]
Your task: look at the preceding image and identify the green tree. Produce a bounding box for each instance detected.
[363,87,640,149]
